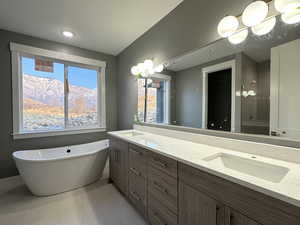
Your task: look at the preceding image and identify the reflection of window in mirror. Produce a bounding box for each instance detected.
[137,75,171,124]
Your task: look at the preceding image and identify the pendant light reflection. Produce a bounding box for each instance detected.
[228,29,249,44]
[218,16,239,37]
[131,60,164,77]
[131,66,139,76]
[251,17,276,35]
[281,9,300,24]
[242,1,269,27]
[275,0,300,13]
[154,64,164,73]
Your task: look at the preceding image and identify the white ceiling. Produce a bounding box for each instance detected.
[0,0,183,55]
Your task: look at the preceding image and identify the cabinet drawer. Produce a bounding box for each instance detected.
[148,151,178,178]
[148,166,178,214]
[129,144,147,177]
[148,194,178,225]
[128,170,147,216]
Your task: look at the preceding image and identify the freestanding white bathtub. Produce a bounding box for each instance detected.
[13,140,109,196]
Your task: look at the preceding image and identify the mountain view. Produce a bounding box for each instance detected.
[23,74,98,131]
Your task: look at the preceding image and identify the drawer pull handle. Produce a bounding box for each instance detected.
[130,167,141,176]
[114,150,119,162]
[153,211,168,225]
[153,181,168,194]
[153,158,167,168]
[130,191,141,201]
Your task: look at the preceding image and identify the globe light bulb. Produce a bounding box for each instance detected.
[131,66,140,75]
[137,63,145,72]
[242,1,269,27]
[251,17,276,35]
[228,29,248,44]
[144,59,154,70]
[281,8,300,24]
[154,64,164,73]
[275,0,300,13]
[217,16,239,37]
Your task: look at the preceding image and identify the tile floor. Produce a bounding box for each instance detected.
[0,176,148,225]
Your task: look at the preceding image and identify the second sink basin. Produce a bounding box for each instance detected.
[120,131,144,137]
[203,153,289,183]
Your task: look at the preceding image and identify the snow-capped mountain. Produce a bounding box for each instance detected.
[23,74,97,110]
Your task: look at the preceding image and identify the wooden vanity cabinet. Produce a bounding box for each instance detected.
[109,137,129,195]
[109,136,300,225]
[178,162,300,225]
[179,181,262,225]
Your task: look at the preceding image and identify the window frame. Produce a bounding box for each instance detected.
[138,73,171,124]
[10,42,106,139]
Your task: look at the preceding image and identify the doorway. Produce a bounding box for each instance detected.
[202,60,239,132]
[207,69,232,131]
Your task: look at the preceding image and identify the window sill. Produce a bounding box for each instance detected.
[12,127,106,140]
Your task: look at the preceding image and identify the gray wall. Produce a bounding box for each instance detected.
[0,29,117,179]
[117,0,253,130]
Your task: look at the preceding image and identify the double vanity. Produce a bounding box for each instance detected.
[108,126,300,225]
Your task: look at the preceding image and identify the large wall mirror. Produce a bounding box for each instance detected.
[136,13,300,142]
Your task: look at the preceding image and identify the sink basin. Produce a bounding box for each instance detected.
[120,131,144,137]
[203,153,289,183]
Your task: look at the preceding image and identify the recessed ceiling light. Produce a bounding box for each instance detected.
[62,31,74,38]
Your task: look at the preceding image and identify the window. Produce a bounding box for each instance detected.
[11,43,106,138]
[137,75,171,124]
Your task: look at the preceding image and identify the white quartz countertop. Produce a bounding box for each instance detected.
[108,129,300,208]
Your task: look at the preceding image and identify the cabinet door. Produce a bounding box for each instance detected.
[179,182,224,225]
[225,208,261,225]
[109,147,117,183]
[110,138,128,195]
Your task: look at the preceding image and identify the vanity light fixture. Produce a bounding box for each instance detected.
[274,0,300,13]
[217,16,239,37]
[242,1,269,27]
[228,29,249,44]
[218,0,300,44]
[251,16,277,35]
[131,59,164,77]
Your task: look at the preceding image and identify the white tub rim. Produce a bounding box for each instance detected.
[13,139,109,163]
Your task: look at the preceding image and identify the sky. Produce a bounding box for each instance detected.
[22,57,98,89]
